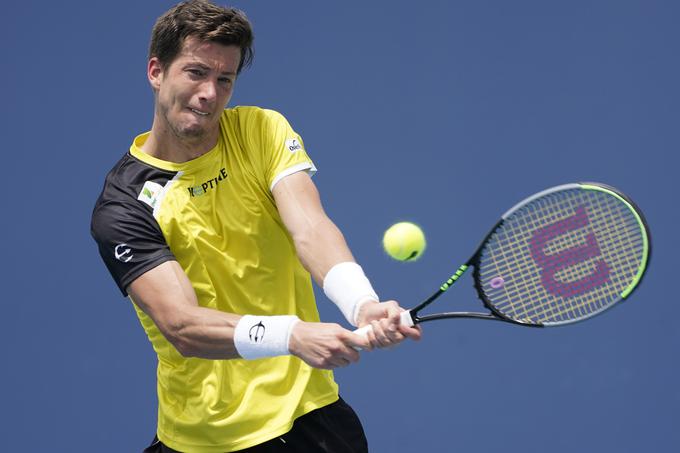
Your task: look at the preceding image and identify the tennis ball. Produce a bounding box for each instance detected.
[383,222,426,261]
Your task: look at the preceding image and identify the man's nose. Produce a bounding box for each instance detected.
[199,79,217,102]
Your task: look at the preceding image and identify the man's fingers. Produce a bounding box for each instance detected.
[400,324,422,341]
[347,329,372,351]
[386,302,422,342]
[330,341,362,368]
[316,342,362,369]
[369,319,404,348]
[382,308,406,341]
[351,300,422,351]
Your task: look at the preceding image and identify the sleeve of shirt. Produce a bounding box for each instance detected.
[91,198,176,296]
[256,109,318,191]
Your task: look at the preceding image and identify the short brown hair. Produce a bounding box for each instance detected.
[149,0,254,73]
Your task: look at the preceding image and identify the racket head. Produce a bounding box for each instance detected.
[471,182,651,327]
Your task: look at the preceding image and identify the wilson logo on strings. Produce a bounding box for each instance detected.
[529,205,610,298]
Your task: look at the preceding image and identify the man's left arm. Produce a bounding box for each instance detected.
[272,172,421,349]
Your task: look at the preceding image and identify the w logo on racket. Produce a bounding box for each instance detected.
[529,205,610,298]
[249,321,266,343]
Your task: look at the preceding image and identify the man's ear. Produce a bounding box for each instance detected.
[148,57,164,92]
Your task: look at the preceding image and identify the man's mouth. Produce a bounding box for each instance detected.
[190,108,210,116]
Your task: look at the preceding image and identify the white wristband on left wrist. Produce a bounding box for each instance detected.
[323,262,379,327]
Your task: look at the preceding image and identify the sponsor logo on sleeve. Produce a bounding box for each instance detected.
[114,244,134,263]
[137,181,163,209]
[285,138,302,153]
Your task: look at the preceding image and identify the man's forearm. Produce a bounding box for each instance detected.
[292,216,354,286]
[158,304,243,359]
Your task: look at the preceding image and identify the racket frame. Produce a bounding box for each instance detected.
[404,182,651,328]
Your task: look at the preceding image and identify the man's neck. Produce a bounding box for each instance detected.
[140,116,219,164]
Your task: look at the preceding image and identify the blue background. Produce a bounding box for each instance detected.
[2,1,678,451]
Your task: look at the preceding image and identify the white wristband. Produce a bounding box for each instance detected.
[234,315,300,360]
[323,262,379,327]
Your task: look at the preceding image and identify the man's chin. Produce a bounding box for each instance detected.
[180,126,206,138]
[176,120,216,140]
[167,114,219,143]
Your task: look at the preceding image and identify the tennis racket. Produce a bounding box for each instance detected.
[355,182,650,335]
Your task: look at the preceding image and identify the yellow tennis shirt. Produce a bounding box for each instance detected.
[91,106,339,452]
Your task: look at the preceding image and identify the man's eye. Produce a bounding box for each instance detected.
[188,69,204,76]
[219,78,233,85]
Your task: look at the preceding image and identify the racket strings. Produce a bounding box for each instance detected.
[478,189,646,325]
[532,198,636,320]
[511,201,637,322]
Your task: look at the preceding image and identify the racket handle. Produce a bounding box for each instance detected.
[352,310,415,339]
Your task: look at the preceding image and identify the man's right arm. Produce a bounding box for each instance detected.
[127,260,369,368]
[128,260,242,359]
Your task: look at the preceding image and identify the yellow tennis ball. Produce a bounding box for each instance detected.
[383,222,426,261]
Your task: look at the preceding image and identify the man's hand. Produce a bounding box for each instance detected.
[355,300,422,349]
[288,321,371,369]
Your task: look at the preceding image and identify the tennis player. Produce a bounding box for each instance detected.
[90,1,420,451]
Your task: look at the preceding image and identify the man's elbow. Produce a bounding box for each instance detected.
[163,318,198,358]
[171,337,197,358]
[292,231,314,255]
[292,218,340,252]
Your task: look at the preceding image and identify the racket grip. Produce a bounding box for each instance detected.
[352,310,415,339]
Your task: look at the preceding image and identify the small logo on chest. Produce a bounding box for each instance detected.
[188,168,228,197]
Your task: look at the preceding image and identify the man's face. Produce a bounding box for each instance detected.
[149,37,240,144]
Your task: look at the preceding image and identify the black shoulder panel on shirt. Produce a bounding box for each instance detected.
[91,153,178,296]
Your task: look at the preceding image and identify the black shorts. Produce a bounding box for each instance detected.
[143,397,368,453]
